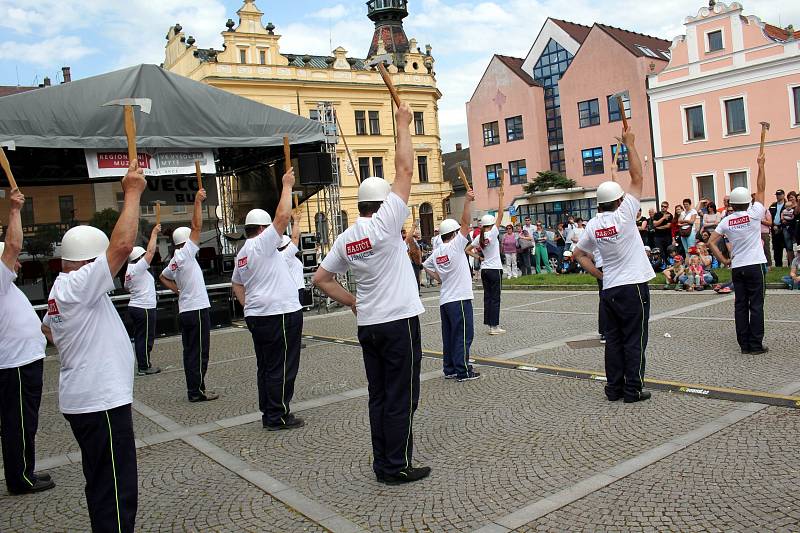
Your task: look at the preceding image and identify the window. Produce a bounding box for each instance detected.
[21,196,34,227]
[140,205,155,217]
[339,211,348,233]
[59,196,74,223]
[173,205,188,215]
[723,97,747,135]
[239,49,247,64]
[578,99,600,128]
[696,175,715,201]
[259,50,266,65]
[532,39,574,172]
[116,192,124,212]
[635,45,660,58]
[368,111,380,135]
[508,159,527,185]
[414,112,425,135]
[611,144,629,171]
[309,109,320,121]
[482,121,499,146]
[372,157,384,179]
[581,147,604,176]
[358,157,370,179]
[315,213,329,245]
[486,163,502,188]
[505,115,524,141]
[517,198,597,229]
[685,105,706,141]
[607,92,631,122]
[792,86,800,126]
[417,156,428,183]
[707,30,723,52]
[728,171,748,190]
[355,111,367,135]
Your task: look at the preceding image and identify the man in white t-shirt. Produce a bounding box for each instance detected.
[160,189,218,402]
[313,103,430,485]
[0,189,55,495]
[423,190,479,381]
[573,127,655,403]
[431,230,442,250]
[278,213,306,306]
[709,152,769,354]
[124,224,161,376]
[231,170,305,431]
[42,163,146,531]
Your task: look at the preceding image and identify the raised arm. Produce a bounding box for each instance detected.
[272,169,295,236]
[755,152,766,206]
[107,163,146,276]
[460,190,475,236]
[1,189,24,272]
[290,212,301,247]
[621,126,643,199]
[496,174,505,229]
[190,188,206,245]
[391,103,414,203]
[144,224,161,264]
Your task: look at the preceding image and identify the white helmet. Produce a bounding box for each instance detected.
[644,246,651,252]
[480,214,496,227]
[61,226,109,262]
[729,186,751,205]
[172,227,191,246]
[439,219,460,235]
[129,246,146,262]
[563,250,573,258]
[596,181,625,204]
[245,209,272,226]
[278,235,291,248]
[358,176,391,203]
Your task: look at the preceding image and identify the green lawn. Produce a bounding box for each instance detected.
[504,267,790,287]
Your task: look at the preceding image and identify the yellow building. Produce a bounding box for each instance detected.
[162,0,449,241]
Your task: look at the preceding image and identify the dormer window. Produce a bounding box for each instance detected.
[635,45,659,58]
[707,30,723,52]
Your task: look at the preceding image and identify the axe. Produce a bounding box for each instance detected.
[0,140,18,190]
[154,200,166,225]
[612,138,623,168]
[194,161,203,190]
[367,54,402,107]
[611,91,629,130]
[759,121,770,155]
[101,98,152,166]
[283,136,292,174]
[456,165,472,192]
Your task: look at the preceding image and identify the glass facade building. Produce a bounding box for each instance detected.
[531,39,574,173]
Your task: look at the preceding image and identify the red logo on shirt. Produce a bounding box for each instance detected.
[595,227,618,239]
[47,299,60,315]
[346,238,373,256]
[169,262,178,271]
[729,215,750,227]
[125,274,132,283]
[238,257,248,268]
[436,255,450,265]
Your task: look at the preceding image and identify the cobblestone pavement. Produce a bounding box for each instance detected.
[1,289,798,532]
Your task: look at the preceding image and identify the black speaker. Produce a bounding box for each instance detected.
[300,233,317,251]
[298,153,333,185]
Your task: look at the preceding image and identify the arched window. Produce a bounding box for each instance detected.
[419,203,434,244]
[315,212,329,244]
[339,210,349,233]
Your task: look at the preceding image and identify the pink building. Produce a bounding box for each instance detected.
[467,19,670,224]
[649,2,800,208]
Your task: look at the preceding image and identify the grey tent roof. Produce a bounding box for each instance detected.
[0,64,324,149]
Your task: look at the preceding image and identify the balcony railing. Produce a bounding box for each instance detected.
[367,0,408,15]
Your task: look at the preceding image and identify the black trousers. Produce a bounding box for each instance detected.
[179,308,211,400]
[358,316,422,476]
[0,358,43,493]
[600,283,650,400]
[64,404,137,533]
[245,310,303,427]
[772,230,785,267]
[732,263,767,351]
[481,269,502,326]
[128,307,156,370]
[596,268,607,336]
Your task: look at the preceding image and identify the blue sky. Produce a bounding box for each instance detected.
[0,0,797,149]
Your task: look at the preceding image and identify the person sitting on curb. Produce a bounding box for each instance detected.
[663,255,685,289]
[782,243,800,290]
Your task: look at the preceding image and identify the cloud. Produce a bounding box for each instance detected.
[0,36,94,67]
[311,4,349,20]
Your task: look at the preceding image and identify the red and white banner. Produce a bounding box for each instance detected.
[84,149,216,179]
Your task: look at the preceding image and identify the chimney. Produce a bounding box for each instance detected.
[61,66,72,84]
[456,143,462,151]
[43,77,51,87]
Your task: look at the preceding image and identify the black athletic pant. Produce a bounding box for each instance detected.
[128,307,156,370]
[64,404,137,533]
[732,263,767,351]
[596,268,607,336]
[179,308,211,400]
[0,358,43,493]
[245,310,303,427]
[600,283,650,401]
[772,230,785,267]
[358,316,422,476]
[481,269,502,327]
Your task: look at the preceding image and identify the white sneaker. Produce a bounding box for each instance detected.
[489,326,506,335]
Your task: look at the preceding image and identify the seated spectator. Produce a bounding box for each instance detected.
[782,244,800,290]
[664,254,685,289]
[561,250,582,274]
[680,255,707,291]
[646,246,665,273]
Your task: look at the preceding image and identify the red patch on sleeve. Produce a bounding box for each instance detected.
[346,238,373,256]
[169,262,178,271]
[47,299,60,315]
[238,257,248,268]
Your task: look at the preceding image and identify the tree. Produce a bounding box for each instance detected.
[524,171,576,194]
[90,208,120,238]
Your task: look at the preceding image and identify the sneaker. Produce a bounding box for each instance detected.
[264,417,305,431]
[749,346,769,355]
[137,366,162,376]
[488,326,506,335]
[457,371,481,382]
[35,473,52,482]
[189,391,219,402]
[599,335,606,344]
[8,477,56,495]
[443,373,458,380]
[624,391,652,404]
[376,466,432,485]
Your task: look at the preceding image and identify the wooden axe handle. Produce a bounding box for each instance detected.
[759,126,767,154]
[612,142,622,167]
[457,165,471,191]
[0,147,18,190]
[283,136,292,175]
[155,203,161,225]
[124,105,137,165]
[195,161,203,190]
[616,95,629,130]
[377,63,402,107]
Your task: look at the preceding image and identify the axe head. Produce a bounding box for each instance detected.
[0,140,15,151]
[102,98,152,114]
[367,54,394,69]
[759,121,770,130]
